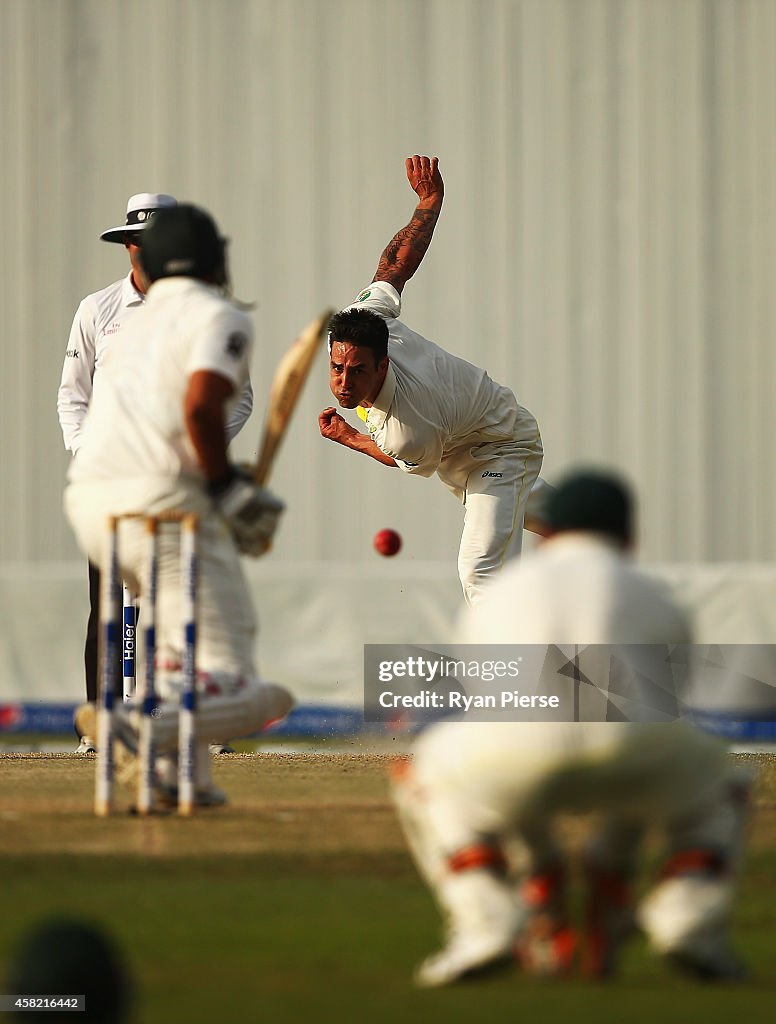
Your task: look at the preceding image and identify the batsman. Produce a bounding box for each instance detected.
[65,204,294,807]
[319,155,550,605]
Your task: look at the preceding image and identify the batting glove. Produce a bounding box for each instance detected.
[208,466,286,557]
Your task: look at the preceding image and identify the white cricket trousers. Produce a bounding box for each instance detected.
[393,720,746,955]
[64,479,259,688]
[442,440,543,607]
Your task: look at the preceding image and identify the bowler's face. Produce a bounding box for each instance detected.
[329,341,388,409]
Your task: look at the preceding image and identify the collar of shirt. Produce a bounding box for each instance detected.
[364,363,397,431]
[121,272,145,307]
[145,276,216,302]
[544,532,628,559]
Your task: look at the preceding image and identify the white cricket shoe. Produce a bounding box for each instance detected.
[414,933,514,987]
[74,704,100,749]
[74,703,97,753]
[75,702,139,753]
[209,743,236,754]
[639,874,747,982]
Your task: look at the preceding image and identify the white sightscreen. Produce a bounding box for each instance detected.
[1,1,775,704]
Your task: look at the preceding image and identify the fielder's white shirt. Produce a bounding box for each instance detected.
[58,272,253,454]
[461,532,692,646]
[68,277,252,493]
[347,281,540,492]
[415,536,720,839]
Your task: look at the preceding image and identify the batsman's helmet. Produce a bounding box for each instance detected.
[139,203,227,285]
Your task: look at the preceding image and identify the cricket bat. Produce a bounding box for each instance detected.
[253,308,335,486]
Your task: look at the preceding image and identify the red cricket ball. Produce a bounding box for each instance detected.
[374,528,402,557]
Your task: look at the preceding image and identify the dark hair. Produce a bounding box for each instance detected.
[328,308,388,365]
[546,469,633,545]
[8,919,132,1023]
[139,203,227,285]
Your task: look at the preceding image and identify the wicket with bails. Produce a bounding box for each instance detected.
[95,511,198,817]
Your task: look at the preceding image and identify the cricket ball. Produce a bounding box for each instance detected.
[374,528,402,557]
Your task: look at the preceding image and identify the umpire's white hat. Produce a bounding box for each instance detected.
[100,192,178,243]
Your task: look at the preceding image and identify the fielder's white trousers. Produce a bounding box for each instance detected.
[393,720,745,956]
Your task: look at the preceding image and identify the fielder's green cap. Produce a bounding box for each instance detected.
[546,469,633,543]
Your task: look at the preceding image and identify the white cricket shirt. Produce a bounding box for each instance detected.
[461,533,692,646]
[68,277,252,490]
[347,281,540,491]
[58,274,144,453]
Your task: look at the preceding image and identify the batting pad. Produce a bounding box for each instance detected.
[128,682,294,751]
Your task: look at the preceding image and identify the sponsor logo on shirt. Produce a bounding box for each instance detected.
[226,331,248,358]
[102,321,123,337]
[481,471,503,478]
[65,349,79,358]
[357,290,371,302]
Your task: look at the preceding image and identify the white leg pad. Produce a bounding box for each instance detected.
[120,682,293,753]
[638,875,732,956]
[195,682,294,743]
[392,768,522,944]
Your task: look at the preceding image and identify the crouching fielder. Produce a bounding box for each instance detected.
[65,204,293,807]
[393,719,749,986]
[392,470,750,986]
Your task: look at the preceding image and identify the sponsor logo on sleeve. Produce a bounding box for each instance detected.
[66,349,80,358]
[481,471,503,478]
[225,331,248,358]
[357,290,371,302]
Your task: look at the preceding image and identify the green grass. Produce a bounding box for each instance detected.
[2,852,776,1023]
[1,754,775,1023]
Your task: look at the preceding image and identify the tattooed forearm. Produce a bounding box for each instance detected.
[374,206,442,293]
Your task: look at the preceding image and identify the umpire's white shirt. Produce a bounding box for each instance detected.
[349,281,541,496]
[67,277,252,504]
[58,274,144,454]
